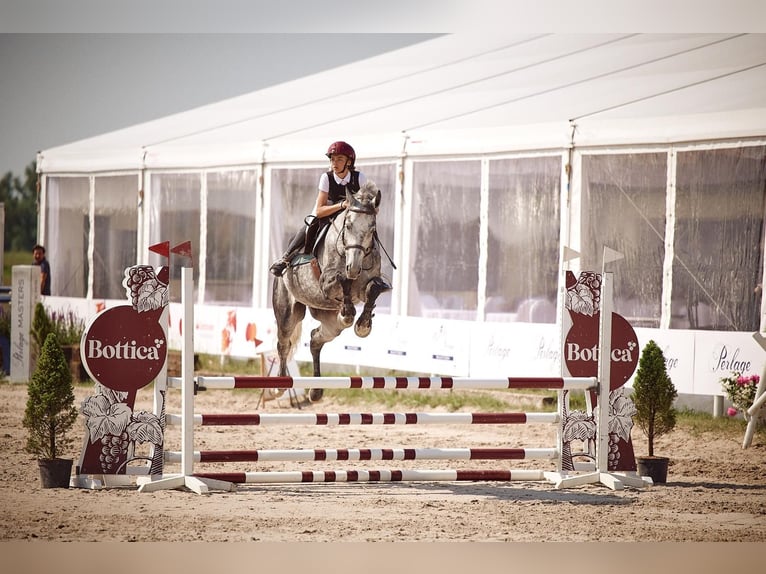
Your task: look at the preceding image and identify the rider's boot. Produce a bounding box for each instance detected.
[270,227,307,277]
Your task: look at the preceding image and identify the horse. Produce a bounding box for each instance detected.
[272,181,391,401]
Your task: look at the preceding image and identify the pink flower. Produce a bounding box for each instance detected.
[727,407,738,417]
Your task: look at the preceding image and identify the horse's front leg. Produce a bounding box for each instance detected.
[308,309,347,402]
[272,278,306,377]
[320,270,354,325]
[338,277,356,327]
[355,277,392,337]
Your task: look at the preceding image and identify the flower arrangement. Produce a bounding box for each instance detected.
[49,309,86,346]
[32,303,86,350]
[720,371,761,416]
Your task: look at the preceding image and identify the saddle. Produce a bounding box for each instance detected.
[304,217,332,258]
[287,217,331,279]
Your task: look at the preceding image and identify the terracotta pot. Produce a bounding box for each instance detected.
[636,456,669,484]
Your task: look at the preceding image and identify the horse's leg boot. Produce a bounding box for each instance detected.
[355,277,392,337]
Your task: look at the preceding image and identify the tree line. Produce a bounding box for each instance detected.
[1,161,38,252]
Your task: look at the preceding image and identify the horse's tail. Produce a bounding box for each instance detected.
[272,275,303,363]
[288,320,302,362]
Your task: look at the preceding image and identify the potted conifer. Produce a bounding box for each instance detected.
[31,302,54,357]
[23,332,79,487]
[632,339,678,484]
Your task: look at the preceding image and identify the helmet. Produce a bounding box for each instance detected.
[326,141,355,166]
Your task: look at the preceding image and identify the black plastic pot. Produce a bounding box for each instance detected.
[38,458,73,488]
[636,456,669,484]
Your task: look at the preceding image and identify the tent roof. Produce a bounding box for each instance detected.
[38,33,766,172]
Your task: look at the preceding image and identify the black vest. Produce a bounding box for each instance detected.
[327,170,361,204]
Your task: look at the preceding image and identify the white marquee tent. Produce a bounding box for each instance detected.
[34,32,766,398]
[38,32,766,172]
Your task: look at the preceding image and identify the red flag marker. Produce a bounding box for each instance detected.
[149,241,170,258]
[171,240,193,259]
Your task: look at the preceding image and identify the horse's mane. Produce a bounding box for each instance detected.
[353,181,379,209]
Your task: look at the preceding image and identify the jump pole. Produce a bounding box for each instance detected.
[138,267,235,494]
[140,268,648,492]
[173,376,596,391]
[742,331,766,448]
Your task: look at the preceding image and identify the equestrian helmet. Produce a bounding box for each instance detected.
[326,141,355,166]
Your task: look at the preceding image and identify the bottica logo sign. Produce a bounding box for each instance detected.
[564,311,639,391]
[81,305,167,392]
[566,341,637,363]
[86,339,162,361]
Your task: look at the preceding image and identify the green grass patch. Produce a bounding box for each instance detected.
[677,407,766,440]
[324,384,585,413]
[196,353,263,375]
[323,388,514,412]
[3,250,28,286]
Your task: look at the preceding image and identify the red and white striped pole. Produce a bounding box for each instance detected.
[175,375,597,391]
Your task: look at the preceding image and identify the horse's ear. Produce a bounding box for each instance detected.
[374,188,381,208]
[346,188,354,204]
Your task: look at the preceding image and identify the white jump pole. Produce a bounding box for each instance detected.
[743,331,766,448]
[181,266,194,477]
[596,272,613,475]
[138,267,235,493]
[743,267,766,448]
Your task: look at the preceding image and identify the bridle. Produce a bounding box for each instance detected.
[334,201,376,262]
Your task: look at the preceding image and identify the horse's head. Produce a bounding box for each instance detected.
[342,181,380,280]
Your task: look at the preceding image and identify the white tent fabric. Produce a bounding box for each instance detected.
[38,33,766,172]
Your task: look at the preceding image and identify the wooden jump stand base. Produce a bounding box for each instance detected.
[71,467,652,494]
[545,471,652,490]
[136,474,236,494]
[131,470,652,494]
[70,470,236,494]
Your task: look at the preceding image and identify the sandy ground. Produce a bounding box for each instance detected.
[1,380,765,544]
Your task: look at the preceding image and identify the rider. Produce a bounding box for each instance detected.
[270,141,367,277]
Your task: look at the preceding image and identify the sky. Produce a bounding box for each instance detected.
[1,0,763,177]
[0,33,437,177]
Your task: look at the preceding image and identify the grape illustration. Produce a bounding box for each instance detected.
[607,433,621,470]
[98,433,129,472]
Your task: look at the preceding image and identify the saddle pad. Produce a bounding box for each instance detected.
[289,253,315,267]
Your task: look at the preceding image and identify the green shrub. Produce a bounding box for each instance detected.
[23,333,78,459]
[632,339,678,456]
[31,302,54,354]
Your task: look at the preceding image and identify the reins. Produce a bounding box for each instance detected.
[332,193,397,270]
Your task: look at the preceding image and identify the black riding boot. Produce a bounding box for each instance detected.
[270,227,307,277]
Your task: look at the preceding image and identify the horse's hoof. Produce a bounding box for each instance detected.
[308,388,324,402]
[354,317,372,338]
[354,310,374,337]
[339,312,355,327]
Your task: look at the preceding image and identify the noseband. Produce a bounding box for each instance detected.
[336,202,376,258]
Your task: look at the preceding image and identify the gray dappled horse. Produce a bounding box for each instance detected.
[272,181,391,401]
